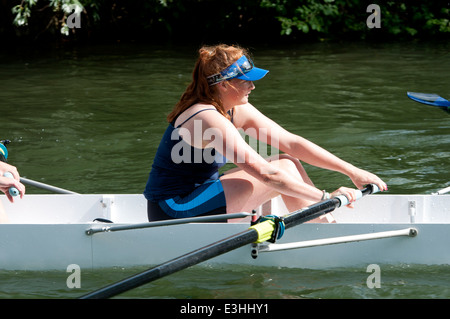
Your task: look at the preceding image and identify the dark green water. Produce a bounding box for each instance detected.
[1,264,450,299]
[0,42,449,299]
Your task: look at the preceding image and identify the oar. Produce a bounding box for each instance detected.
[407,92,450,111]
[433,185,450,195]
[20,177,79,194]
[86,212,255,235]
[80,184,380,299]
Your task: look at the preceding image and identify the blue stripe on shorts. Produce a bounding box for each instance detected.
[158,179,226,218]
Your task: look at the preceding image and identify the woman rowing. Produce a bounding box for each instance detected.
[144,44,387,222]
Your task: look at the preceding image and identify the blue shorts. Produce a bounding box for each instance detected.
[147,179,227,221]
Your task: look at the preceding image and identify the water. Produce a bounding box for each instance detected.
[0,41,449,299]
[1,264,450,299]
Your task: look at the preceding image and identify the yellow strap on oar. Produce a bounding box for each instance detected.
[249,220,276,243]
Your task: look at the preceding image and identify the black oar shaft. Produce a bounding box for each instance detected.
[80,229,258,299]
[284,199,339,229]
[80,199,340,299]
[80,184,378,299]
[284,184,377,229]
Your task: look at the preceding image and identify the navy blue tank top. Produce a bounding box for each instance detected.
[144,108,229,201]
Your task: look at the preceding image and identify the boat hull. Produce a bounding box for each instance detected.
[0,193,449,271]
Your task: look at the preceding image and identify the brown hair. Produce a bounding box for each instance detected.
[167,44,247,123]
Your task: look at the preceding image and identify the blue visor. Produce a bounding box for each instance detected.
[207,55,269,86]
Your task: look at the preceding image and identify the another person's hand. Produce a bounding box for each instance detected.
[0,162,25,202]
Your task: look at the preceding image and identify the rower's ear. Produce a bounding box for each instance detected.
[219,80,238,92]
[215,80,229,93]
[219,81,228,88]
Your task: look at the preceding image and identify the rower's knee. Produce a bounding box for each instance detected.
[272,154,312,184]
[274,154,301,172]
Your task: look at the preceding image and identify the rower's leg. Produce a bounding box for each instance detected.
[220,154,334,223]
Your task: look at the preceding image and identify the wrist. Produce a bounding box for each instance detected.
[344,164,359,179]
[321,190,330,200]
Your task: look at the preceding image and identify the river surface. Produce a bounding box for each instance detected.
[0,41,449,299]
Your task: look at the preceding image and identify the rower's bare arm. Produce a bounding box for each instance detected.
[234,104,387,191]
[204,114,324,202]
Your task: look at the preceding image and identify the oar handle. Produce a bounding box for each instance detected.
[334,183,380,207]
[284,184,380,230]
[361,183,380,195]
[3,172,19,197]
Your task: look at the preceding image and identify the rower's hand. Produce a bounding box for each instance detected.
[330,187,359,207]
[349,167,388,193]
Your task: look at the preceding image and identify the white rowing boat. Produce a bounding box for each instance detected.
[0,189,449,271]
